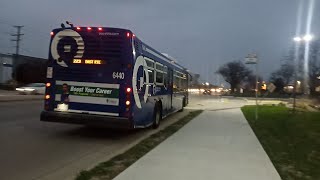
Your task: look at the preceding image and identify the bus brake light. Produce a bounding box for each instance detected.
[45,95,50,100]
[126,87,132,93]
[50,32,54,36]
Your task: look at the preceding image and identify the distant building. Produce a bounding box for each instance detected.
[0,54,13,84]
[189,73,200,86]
[0,53,47,84]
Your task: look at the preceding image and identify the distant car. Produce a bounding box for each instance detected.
[203,89,211,95]
[16,83,45,95]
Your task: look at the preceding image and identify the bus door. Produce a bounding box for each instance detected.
[167,69,173,111]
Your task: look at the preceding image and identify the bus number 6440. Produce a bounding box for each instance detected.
[112,72,125,79]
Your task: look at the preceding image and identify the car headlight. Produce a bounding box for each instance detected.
[24,88,35,91]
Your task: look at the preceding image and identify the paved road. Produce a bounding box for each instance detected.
[0,95,282,180]
[0,100,192,180]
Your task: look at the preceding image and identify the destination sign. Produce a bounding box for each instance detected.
[72,59,105,65]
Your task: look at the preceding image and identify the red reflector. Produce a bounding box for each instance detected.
[87,27,92,30]
[98,27,103,31]
[126,101,130,106]
[50,32,54,36]
[126,87,132,93]
[45,95,50,100]
[76,27,81,30]
[46,83,51,87]
[127,32,130,37]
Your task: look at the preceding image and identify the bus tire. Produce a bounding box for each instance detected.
[152,104,161,129]
[178,98,185,112]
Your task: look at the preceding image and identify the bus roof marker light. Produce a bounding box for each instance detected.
[127,32,130,38]
[133,34,136,37]
[87,27,92,31]
[98,27,103,31]
[76,27,81,30]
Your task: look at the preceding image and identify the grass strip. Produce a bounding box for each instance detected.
[241,105,320,180]
[76,110,203,180]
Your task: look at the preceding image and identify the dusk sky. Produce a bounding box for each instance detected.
[0,0,319,84]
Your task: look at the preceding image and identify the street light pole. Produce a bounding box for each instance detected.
[255,62,259,120]
[293,34,313,99]
[245,53,259,120]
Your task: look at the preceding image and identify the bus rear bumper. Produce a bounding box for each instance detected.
[40,111,133,129]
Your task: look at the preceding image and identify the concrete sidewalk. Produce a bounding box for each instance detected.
[114,109,281,180]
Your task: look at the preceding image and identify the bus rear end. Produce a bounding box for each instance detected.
[41,27,134,129]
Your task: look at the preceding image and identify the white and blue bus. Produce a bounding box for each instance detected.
[41,26,189,129]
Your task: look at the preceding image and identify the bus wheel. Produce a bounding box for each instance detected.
[152,105,161,129]
[178,98,185,112]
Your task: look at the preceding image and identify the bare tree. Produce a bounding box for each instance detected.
[217,61,252,93]
[307,39,320,95]
[269,63,294,90]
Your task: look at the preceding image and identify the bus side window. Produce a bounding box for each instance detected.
[148,69,154,84]
[156,63,164,85]
[145,58,155,84]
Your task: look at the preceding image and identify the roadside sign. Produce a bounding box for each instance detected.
[267,83,276,93]
[245,54,258,64]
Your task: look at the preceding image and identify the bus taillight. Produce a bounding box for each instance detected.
[45,95,50,100]
[125,100,130,106]
[126,87,132,93]
[126,32,130,38]
[46,83,51,87]
[50,32,54,36]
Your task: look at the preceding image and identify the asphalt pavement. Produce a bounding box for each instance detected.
[0,100,191,180]
[0,90,43,102]
[0,95,284,180]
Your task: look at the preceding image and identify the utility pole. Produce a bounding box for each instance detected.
[11,25,24,82]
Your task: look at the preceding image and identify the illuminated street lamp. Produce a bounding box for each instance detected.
[293,37,302,42]
[294,34,313,42]
[292,34,314,111]
[303,34,313,42]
